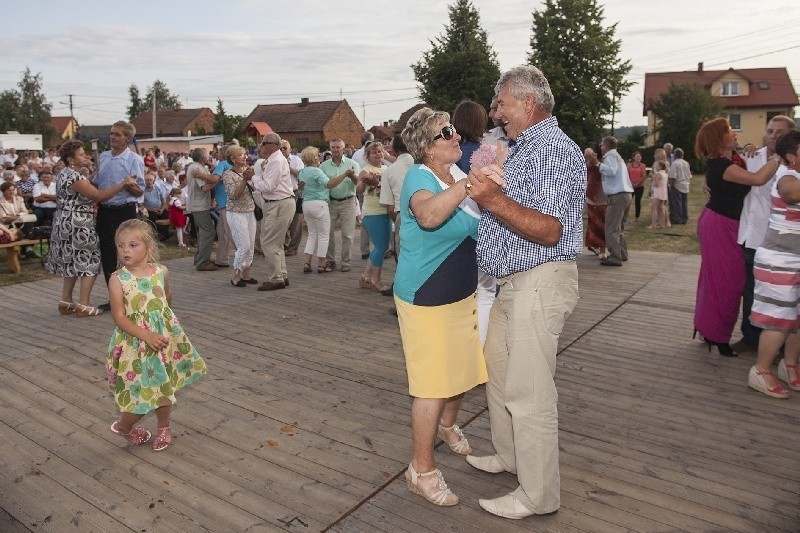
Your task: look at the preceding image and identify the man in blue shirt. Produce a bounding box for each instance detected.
[93,120,145,309]
[465,65,584,520]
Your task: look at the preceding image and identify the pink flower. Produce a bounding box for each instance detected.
[172,351,182,361]
[125,370,137,381]
[112,346,123,362]
[106,367,117,387]
[470,144,497,168]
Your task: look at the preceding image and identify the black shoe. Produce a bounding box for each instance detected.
[381,284,394,297]
[361,253,369,259]
[230,279,247,288]
[98,302,111,311]
[600,259,623,267]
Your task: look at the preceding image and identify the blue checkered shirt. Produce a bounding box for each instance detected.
[477,116,586,278]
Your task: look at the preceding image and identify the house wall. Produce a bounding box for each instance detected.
[184,109,216,137]
[647,106,794,149]
[323,104,363,148]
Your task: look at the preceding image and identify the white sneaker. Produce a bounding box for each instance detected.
[479,492,536,519]
[465,454,507,474]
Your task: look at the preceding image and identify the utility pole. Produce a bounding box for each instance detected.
[362,101,366,126]
[152,91,157,139]
[67,94,75,139]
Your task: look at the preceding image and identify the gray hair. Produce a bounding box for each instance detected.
[495,65,554,114]
[674,148,684,158]
[112,120,136,138]
[601,136,618,150]
[189,147,207,162]
[768,114,798,131]
[401,107,450,164]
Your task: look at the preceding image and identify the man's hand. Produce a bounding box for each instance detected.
[466,166,502,208]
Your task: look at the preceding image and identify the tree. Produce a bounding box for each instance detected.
[0,68,57,144]
[528,0,632,149]
[143,80,181,111]
[214,98,236,142]
[127,84,143,121]
[648,82,723,169]
[412,0,501,114]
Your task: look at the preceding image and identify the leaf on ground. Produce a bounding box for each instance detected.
[280,425,295,436]
[267,439,279,448]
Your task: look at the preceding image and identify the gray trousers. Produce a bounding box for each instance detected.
[192,209,215,266]
[604,192,631,263]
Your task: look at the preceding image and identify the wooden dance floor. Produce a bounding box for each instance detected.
[1,239,798,532]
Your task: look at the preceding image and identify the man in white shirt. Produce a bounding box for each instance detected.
[32,170,57,225]
[280,140,305,256]
[734,115,797,352]
[482,94,510,148]
[378,135,413,296]
[252,133,294,290]
[596,136,633,267]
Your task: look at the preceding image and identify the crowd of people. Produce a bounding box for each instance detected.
[1,64,798,523]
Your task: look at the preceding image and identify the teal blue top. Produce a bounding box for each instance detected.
[394,164,478,306]
[320,157,360,199]
[299,166,331,202]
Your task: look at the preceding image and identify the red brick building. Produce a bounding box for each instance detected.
[131,108,216,139]
[242,99,363,149]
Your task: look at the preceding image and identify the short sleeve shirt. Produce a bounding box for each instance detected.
[394,164,478,306]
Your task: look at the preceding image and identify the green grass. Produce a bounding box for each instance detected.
[619,174,705,255]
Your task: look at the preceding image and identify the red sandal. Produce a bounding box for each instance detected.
[777,360,800,391]
[152,426,172,452]
[110,420,152,445]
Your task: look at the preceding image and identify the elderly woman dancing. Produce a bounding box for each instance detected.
[395,107,488,507]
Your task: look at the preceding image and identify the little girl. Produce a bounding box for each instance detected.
[106,219,207,451]
[167,187,188,247]
[648,161,669,229]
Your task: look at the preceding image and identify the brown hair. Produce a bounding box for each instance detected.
[452,100,488,143]
[59,140,84,164]
[694,117,730,160]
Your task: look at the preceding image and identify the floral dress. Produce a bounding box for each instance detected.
[45,167,99,277]
[106,264,207,414]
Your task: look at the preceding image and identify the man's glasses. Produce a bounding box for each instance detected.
[433,125,456,141]
[261,141,280,146]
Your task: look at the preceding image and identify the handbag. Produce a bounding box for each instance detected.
[247,184,263,221]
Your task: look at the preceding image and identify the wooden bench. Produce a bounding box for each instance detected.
[0,238,48,274]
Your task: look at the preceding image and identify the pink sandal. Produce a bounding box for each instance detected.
[110,420,152,445]
[152,426,172,452]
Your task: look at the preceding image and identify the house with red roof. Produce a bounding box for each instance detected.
[131,108,216,140]
[242,98,363,149]
[643,64,798,147]
[50,116,79,141]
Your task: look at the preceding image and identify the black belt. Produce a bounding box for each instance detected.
[331,196,354,202]
[100,203,137,211]
[263,196,294,203]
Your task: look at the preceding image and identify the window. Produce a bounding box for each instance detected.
[728,113,742,131]
[721,82,739,96]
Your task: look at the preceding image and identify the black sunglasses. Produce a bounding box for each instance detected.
[261,141,280,146]
[433,124,456,141]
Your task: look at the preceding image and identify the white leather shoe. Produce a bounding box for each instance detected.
[479,492,535,519]
[465,454,507,474]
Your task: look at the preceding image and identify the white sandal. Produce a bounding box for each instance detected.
[437,423,471,455]
[404,463,459,506]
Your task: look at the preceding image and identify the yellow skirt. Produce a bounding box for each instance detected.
[395,293,488,398]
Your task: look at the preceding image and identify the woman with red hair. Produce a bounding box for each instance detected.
[693,118,781,356]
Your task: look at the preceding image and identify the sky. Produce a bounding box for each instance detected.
[1,0,798,134]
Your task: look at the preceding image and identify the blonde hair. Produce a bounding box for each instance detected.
[225,145,246,164]
[115,218,160,263]
[401,107,450,163]
[300,146,319,166]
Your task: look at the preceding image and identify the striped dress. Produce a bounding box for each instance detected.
[750,167,800,333]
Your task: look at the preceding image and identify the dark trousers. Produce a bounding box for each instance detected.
[669,187,688,224]
[740,245,761,348]
[97,203,137,284]
[631,186,644,219]
[33,207,56,226]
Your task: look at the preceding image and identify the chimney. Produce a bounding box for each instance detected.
[383,121,388,127]
[300,97,309,106]
[697,62,704,73]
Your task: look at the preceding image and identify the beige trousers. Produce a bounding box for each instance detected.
[260,197,295,283]
[483,260,578,514]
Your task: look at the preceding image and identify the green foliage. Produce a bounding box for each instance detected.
[127,84,142,121]
[617,141,640,162]
[412,0,501,114]
[0,68,57,144]
[528,0,632,150]
[648,82,723,169]
[625,126,646,145]
[214,99,238,142]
